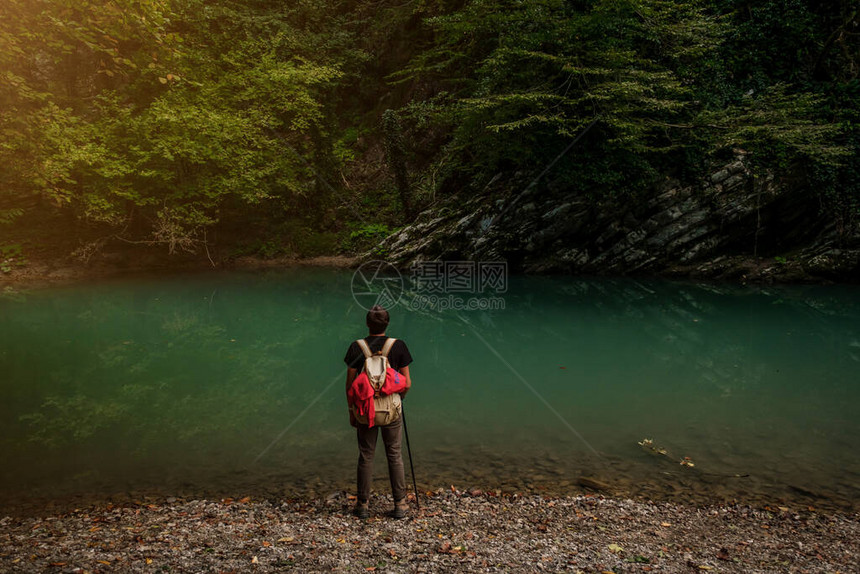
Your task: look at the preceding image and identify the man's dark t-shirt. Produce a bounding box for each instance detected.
[344,336,413,372]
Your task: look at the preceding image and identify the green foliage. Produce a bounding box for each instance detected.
[0,0,360,253]
[1,0,858,256]
[334,128,361,164]
[0,0,180,219]
[344,222,394,253]
[701,84,847,171]
[395,0,858,225]
[398,0,725,199]
[0,244,26,273]
[257,240,290,259]
[229,220,340,259]
[294,230,340,257]
[0,208,24,226]
[382,109,413,217]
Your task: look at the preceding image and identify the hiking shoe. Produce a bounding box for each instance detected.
[352,500,369,519]
[389,499,409,520]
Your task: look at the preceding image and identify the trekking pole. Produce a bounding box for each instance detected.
[400,401,420,511]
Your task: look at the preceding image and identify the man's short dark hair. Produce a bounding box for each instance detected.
[366,305,390,333]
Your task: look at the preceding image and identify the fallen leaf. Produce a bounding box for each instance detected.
[277,537,294,543]
[239,496,251,504]
[660,522,672,527]
[699,566,713,571]
[251,555,258,564]
[262,541,271,547]
[608,543,624,553]
[145,558,152,564]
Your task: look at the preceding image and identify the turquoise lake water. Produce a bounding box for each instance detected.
[1,269,858,514]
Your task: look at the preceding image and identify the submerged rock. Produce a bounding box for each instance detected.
[577,476,612,492]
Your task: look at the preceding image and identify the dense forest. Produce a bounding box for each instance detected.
[1,0,857,270]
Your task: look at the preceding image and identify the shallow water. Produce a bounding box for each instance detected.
[1,270,858,514]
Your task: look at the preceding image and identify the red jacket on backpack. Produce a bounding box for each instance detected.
[347,368,408,428]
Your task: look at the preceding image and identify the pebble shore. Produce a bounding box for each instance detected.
[2,490,857,573]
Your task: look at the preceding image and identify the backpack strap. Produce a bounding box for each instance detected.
[356,339,372,359]
[381,337,397,358]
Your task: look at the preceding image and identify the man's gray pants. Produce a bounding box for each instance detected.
[356,418,406,503]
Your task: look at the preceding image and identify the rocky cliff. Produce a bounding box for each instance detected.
[375,152,860,282]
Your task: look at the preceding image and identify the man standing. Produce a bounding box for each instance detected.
[344,305,413,519]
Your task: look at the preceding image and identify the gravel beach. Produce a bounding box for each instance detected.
[2,490,857,573]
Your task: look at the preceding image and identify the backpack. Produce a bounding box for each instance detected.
[352,337,402,426]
